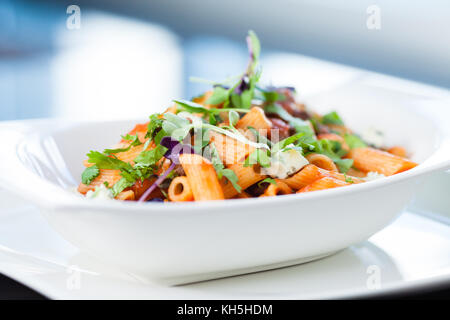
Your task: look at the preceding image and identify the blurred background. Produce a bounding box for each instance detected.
[1,0,449,121]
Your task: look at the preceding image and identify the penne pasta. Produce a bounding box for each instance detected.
[282,164,362,190]
[116,143,148,164]
[122,122,149,143]
[116,190,135,201]
[77,169,122,194]
[305,153,339,172]
[168,176,194,202]
[220,163,266,198]
[297,176,349,193]
[387,146,407,158]
[233,191,252,199]
[347,147,417,176]
[209,131,255,165]
[282,164,323,190]
[179,154,225,201]
[346,167,367,178]
[317,167,363,184]
[260,180,292,197]
[236,107,272,131]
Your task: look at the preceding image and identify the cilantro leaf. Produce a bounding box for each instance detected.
[146,114,164,139]
[111,178,134,197]
[81,165,99,185]
[322,111,344,126]
[134,145,167,166]
[86,151,132,171]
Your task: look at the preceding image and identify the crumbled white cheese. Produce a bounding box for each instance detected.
[86,184,114,200]
[362,127,384,148]
[261,147,309,179]
[363,171,386,181]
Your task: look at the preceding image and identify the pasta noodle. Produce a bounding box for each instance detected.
[297,176,349,193]
[387,146,407,158]
[209,131,255,165]
[236,107,272,131]
[179,154,225,201]
[116,190,135,201]
[282,164,362,190]
[305,153,339,172]
[347,147,417,176]
[233,191,252,199]
[282,164,323,190]
[168,176,194,202]
[260,180,292,197]
[78,169,121,194]
[221,163,266,198]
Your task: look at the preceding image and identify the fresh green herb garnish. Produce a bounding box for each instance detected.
[173,99,250,125]
[209,144,241,192]
[247,126,272,147]
[344,134,367,149]
[111,178,134,197]
[81,165,100,185]
[244,149,271,168]
[134,145,168,166]
[344,174,354,184]
[258,178,277,188]
[205,86,229,105]
[86,151,132,171]
[321,111,344,126]
[305,139,353,173]
[86,143,167,194]
[146,114,164,140]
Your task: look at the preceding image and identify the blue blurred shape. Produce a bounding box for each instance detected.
[184,36,248,99]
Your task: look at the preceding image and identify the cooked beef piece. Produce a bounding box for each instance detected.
[277,88,310,120]
[268,117,291,141]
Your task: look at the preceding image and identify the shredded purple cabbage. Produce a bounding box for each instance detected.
[138,137,194,202]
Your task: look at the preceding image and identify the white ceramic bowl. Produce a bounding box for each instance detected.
[1,84,449,285]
